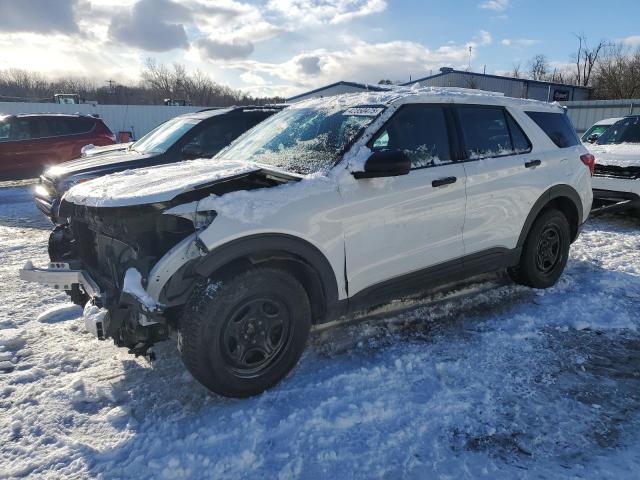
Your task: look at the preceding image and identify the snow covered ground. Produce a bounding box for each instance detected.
[1,181,640,479]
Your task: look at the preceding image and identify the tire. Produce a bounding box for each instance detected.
[508,208,571,289]
[179,267,312,398]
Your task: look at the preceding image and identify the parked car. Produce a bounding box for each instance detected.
[34,106,283,224]
[20,88,593,398]
[581,117,624,144]
[0,113,115,180]
[587,115,640,215]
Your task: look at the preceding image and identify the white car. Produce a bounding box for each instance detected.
[581,117,624,144]
[588,116,640,214]
[20,87,594,397]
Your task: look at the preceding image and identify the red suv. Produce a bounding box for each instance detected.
[0,113,116,180]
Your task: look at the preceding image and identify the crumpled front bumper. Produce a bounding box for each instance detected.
[19,261,102,298]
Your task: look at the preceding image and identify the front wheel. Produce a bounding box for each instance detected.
[179,267,311,398]
[508,209,571,289]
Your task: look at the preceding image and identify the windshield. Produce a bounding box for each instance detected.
[132,117,199,154]
[217,104,384,175]
[581,125,611,142]
[596,117,640,145]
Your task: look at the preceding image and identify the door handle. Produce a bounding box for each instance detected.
[525,159,542,168]
[432,176,457,187]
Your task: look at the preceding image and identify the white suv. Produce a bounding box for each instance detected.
[587,116,640,215]
[20,88,593,397]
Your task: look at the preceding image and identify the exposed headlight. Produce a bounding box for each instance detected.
[59,175,97,193]
[194,210,217,230]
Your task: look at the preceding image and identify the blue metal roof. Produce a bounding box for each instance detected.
[402,68,591,91]
[287,81,393,102]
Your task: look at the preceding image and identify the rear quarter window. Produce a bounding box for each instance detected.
[526,111,579,148]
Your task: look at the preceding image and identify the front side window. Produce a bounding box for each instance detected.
[132,117,199,154]
[184,117,247,157]
[596,117,640,145]
[10,118,33,141]
[217,104,383,175]
[526,111,580,148]
[370,104,452,169]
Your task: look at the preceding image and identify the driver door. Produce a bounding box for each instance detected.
[340,104,467,299]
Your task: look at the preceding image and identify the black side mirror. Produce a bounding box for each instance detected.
[182,143,204,160]
[353,150,411,179]
[587,134,599,144]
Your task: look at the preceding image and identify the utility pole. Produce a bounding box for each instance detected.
[468,46,473,71]
[106,79,116,94]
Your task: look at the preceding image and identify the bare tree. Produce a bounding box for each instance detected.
[511,62,521,79]
[528,55,549,81]
[572,34,608,86]
[592,43,640,99]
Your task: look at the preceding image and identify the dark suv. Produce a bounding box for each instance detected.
[34,106,282,224]
[0,113,115,180]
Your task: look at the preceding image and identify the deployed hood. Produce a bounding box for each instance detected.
[62,158,294,208]
[45,148,154,178]
[589,143,640,168]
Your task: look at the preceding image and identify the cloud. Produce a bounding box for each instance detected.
[240,71,267,85]
[231,38,476,92]
[108,0,190,52]
[622,35,640,47]
[479,0,510,12]
[478,30,492,46]
[267,0,387,25]
[501,38,540,47]
[0,0,80,34]
[197,37,255,60]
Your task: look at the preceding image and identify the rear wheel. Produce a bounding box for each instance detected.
[179,267,311,398]
[508,208,570,289]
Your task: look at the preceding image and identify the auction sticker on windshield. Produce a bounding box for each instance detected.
[343,107,384,117]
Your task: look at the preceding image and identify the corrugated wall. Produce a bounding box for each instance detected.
[562,99,640,134]
[415,72,525,98]
[0,102,205,139]
[414,72,590,102]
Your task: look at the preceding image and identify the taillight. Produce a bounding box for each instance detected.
[580,154,595,176]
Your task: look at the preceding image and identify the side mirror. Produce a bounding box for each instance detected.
[587,134,599,144]
[353,150,411,179]
[182,143,203,160]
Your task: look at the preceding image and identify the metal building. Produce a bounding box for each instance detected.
[406,67,591,102]
[287,81,392,103]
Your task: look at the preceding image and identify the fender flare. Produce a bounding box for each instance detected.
[517,184,584,247]
[194,233,341,321]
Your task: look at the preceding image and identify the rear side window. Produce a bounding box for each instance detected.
[457,106,530,159]
[526,111,579,148]
[370,104,452,168]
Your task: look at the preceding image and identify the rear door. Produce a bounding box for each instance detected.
[457,105,551,255]
[341,104,467,297]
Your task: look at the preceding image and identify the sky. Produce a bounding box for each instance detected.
[0,0,639,99]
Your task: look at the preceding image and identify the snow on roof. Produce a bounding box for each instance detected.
[289,85,563,112]
[593,117,625,126]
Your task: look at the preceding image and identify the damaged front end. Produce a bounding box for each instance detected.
[21,169,298,358]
